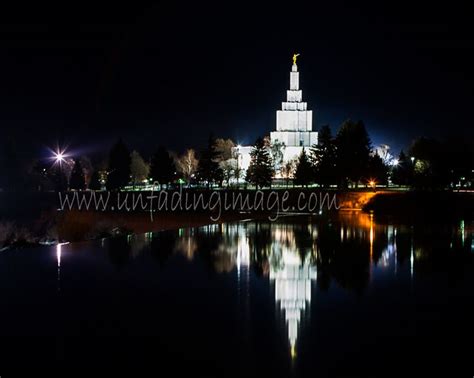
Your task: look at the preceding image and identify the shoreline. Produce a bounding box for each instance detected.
[1,189,472,248]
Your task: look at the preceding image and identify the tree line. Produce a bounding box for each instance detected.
[2,119,472,191]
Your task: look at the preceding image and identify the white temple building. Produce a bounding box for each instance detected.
[237,55,318,174]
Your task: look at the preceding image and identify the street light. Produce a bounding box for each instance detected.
[54,152,65,163]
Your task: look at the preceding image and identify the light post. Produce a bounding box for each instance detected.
[236,145,242,187]
[51,147,68,191]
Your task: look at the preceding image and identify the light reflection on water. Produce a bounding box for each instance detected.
[116,212,472,359]
[6,212,471,373]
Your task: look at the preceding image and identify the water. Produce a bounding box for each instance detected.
[0,212,473,376]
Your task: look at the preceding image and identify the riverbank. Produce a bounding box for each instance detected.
[364,190,474,221]
[1,189,472,247]
[56,210,267,242]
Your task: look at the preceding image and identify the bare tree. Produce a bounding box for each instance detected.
[176,149,199,185]
[214,138,235,161]
[270,140,286,176]
[219,158,238,187]
[214,138,237,187]
[281,158,297,187]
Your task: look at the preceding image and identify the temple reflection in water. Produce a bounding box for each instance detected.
[117,212,473,359]
[269,232,316,358]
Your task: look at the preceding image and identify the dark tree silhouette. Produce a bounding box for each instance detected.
[442,136,474,188]
[367,152,389,186]
[69,159,85,190]
[335,120,372,188]
[106,138,131,191]
[196,135,223,187]
[51,164,68,192]
[150,146,176,188]
[391,150,413,186]
[294,148,313,187]
[245,137,274,189]
[409,137,449,189]
[89,170,102,190]
[309,125,336,187]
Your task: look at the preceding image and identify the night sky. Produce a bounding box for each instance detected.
[1,1,473,161]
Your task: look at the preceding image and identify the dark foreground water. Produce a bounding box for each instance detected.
[1,212,473,376]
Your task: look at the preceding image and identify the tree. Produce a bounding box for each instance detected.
[245,137,274,189]
[233,162,244,185]
[89,170,102,190]
[196,135,223,187]
[281,158,297,187]
[443,136,474,188]
[150,146,175,188]
[334,120,372,188]
[270,140,286,176]
[176,149,198,184]
[50,164,68,192]
[294,148,313,187]
[130,150,150,188]
[391,150,412,186]
[220,159,238,187]
[309,125,336,187]
[214,138,235,161]
[80,156,93,187]
[106,138,131,191]
[214,138,237,187]
[69,159,85,190]
[367,152,389,186]
[408,137,449,189]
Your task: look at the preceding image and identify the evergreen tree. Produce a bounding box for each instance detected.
[391,150,412,186]
[408,137,449,189]
[150,146,176,187]
[245,137,274,189]
[69,159,85,190]
[294,148,313,187]
[89,170,102,190]
[106,138,131,191]
[309,125,336,187]
[196,135,223,187]
[334,120,372,188]
[367,152,389,186]
[51,164,68,192]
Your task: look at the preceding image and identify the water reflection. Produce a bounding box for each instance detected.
[194,215,469,356]
[95,212,472,359]
[269,236,316,358]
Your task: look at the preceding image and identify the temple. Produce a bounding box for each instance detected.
[237,55,318,174]
[270,60,318,159]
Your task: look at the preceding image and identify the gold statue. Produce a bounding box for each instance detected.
[292,53,300,65]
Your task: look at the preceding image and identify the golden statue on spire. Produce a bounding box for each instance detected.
[292,53,300,65]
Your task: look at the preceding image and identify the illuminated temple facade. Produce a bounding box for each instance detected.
[270,62,318,161]
[237,57,318,174]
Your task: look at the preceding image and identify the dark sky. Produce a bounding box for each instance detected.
[1,1,473,160]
